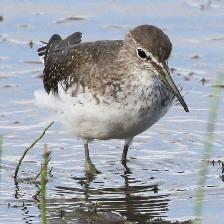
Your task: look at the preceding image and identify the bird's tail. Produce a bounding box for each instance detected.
[37,34,62,65]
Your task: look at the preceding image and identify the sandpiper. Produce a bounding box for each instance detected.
[36,24,189,174]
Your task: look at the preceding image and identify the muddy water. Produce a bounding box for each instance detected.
[0,0,224,223]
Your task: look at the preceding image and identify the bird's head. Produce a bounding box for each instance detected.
[125,24,189,112]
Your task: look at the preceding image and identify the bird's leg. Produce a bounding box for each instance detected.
[84,142,100,175]
[121,138,134,165]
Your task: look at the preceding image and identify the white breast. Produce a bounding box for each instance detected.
[34,73,173,140]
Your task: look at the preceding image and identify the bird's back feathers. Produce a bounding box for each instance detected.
[38,32,123,96]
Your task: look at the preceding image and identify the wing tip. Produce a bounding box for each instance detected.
[37,34,62,65]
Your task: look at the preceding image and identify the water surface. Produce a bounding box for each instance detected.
[0,0,224,223]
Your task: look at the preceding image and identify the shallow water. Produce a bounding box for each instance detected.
[0,0,224,223]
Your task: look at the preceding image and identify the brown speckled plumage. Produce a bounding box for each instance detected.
[39,25,173,104]
[42,37,125,98]
[36,24,188,171]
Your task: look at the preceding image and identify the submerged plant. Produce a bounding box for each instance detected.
[40,145,50,224]
[194,74,224,224]
[14,121,54,183]
[0,136,2,188]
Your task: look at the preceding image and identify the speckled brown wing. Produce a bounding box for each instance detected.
[40,33,124,97]
[37,34,62,65]
[38,32,82,94]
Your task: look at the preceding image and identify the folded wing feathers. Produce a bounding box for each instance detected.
[37,34,62,65]
[37,32,82,65]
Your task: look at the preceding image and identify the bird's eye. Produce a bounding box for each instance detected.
[137,48,147,59]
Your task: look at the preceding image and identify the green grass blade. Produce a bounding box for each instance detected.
[40,145,50,224]
[0,136,2,188]
[194,74,224,224]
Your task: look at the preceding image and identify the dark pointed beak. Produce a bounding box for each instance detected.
[157,63,189,112]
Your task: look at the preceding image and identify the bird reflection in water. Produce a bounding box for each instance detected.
[47,166,171,223]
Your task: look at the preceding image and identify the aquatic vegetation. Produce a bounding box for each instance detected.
[40,145,50,224]
[14,122,54,184]
[0,136,2,187]
[194,74,224,224]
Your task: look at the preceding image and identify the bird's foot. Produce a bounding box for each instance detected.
[85,160,101,175]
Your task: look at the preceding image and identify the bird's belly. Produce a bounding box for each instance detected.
[60,95,172,140]
[34,82,173,140]
[74,104,171,140]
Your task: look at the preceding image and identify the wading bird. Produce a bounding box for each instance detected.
[36,24,188,174]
